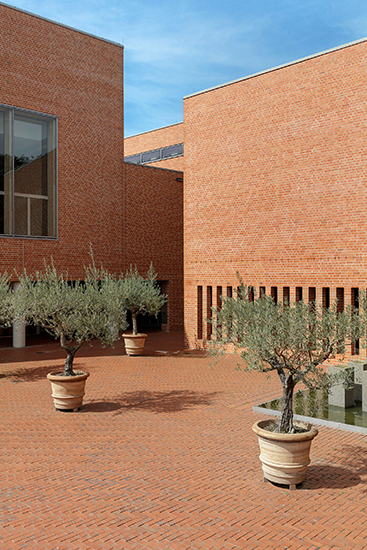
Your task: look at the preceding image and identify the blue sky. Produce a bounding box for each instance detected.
[5,0,367,136]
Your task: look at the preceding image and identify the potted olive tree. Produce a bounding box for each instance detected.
[210,280,358,488]
[119,264,167,355]
[14,260,128,411]
[0,273,13,331]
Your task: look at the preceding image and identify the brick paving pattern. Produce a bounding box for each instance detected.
[0,331,366,550]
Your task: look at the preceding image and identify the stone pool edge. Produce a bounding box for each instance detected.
[252,405,367,435]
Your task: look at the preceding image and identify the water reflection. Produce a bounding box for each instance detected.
[259,389,367,428]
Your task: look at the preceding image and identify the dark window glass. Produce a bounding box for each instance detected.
[0,106,56,238]
[142,149,160,163]
[162,144,183,158]
[125,155,141,164]
[125,143,184,165]
[14,195,27,235]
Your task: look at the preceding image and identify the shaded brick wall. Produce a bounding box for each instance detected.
[0,3,124,279]
[184,39,367,352]
[124,162,184,330]
[125,123,184,170]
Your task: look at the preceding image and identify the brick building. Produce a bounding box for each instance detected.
[125,123,184,171]
[183,38,367,353]
[2,1,367,353]
[0,2,183,344]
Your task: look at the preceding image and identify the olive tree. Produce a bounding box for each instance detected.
[14,261,128,376]
[119,264,166,335]
[210,279,358,433]
[0,273,13,328]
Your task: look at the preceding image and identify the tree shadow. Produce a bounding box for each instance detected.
[302,464,363,490]
[0,364,56,382]
[0,362,84,382]
[82,390,219,415]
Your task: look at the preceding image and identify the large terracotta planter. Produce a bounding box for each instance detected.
[123,333,147,356]
[47,371,90,411]
[252,419,318,489]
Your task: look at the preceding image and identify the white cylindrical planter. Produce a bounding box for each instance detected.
[12,282,26,348]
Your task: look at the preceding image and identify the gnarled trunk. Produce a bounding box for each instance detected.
[279,373,295,433]
[63,347,79,376]
[60,331,82,376]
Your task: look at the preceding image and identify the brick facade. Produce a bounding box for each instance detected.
[4,3,367,346]
[183,39,367,352]
[124,163,184,330]
[0,2,124,279]
[125,123,184,170]
[0,3,184,335]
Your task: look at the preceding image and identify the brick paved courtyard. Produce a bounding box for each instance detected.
[0,330,367,550]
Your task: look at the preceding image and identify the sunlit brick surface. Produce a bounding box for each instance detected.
[184,40,367,348]
[0,331,367,549]
[125,123,184,170]
[0,3,124,278]
[124,163,184,330]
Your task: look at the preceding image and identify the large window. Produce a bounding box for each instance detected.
[0,104,57,238]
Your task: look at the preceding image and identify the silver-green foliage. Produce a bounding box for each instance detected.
[15,261,128,375]
[119,264,167,335]
[211,279,358,433]
[0,273,13,327]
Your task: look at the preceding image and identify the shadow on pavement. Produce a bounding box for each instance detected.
[303,463,363,490]
[83,389,219,415]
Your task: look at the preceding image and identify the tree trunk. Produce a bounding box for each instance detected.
[279,375,295,433]
[64,347,78,376]
[59,331,82,376]
[132,313,138,336]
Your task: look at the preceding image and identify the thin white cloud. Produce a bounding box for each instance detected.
[5,0,367,136]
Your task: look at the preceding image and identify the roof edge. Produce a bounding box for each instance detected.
[0,1,123,48]
[125,121,183,140]
[124,161,183,174]
[184,36,367,100]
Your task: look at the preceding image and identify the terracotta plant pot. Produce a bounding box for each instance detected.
[252,419,318,489]
[123,333,147,356]
[47,371,90,411]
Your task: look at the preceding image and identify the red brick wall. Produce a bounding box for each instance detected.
[125,123,184,170]
[184,39,367,352]
[0,4,124,279]
[124,163,184,330]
